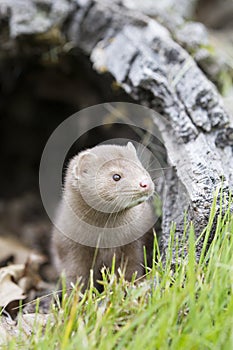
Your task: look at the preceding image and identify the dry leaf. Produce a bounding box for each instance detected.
[0,265,26,307]
[0,255,46,308]
[0,236,45,266]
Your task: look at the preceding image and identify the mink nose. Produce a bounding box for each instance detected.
[139,179,151,190]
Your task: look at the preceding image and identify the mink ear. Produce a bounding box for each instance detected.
[72,151,97,179]
[127,141,137,155]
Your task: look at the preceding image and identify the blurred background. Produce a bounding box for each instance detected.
[0,0,232,272]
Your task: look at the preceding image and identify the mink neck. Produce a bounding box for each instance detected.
[65,185,137,228]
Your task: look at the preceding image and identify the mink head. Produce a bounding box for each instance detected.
[69,142,154,213]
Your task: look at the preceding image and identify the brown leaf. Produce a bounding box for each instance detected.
[0,254,49,310]
[0,236,46,266]
[0,265,26,307]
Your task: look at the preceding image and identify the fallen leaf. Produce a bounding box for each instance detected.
[0,265,26,307]
[0,256,47,309]
[0,236,45,266]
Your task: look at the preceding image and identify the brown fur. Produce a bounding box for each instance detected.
[52,143,155,290]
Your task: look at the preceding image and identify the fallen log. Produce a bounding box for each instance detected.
[68,0,233,261]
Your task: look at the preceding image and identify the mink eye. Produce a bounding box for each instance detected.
[112,174,121,181]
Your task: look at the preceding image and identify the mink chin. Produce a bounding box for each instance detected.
[51,142,157,291]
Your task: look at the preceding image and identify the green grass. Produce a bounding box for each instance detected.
[3,197,233,350]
